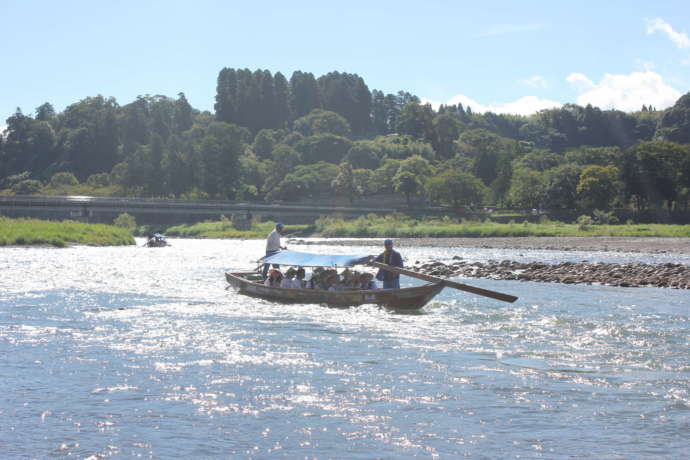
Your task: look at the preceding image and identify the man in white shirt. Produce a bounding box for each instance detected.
[262,223,286,279]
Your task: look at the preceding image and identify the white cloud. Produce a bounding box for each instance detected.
[646,18,690,49]
[566,71,681,111]
[422,94,561,116]
[521,75,548,89]
[565,73,594,91]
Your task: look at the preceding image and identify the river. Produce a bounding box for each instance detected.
[1,239,688,458]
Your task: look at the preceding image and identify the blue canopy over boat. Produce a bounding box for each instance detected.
[258,250,372,267]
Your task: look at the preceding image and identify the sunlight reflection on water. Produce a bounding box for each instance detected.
[1,238,688,458]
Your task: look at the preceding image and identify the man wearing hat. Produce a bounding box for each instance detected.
[262,222,286,279]
[374,239,403,289]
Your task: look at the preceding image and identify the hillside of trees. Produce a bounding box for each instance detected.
[1,67,689,221]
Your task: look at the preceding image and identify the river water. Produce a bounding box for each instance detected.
[1,239,688,459]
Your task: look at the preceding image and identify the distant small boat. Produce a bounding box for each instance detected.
[144,234,169,248]
[225,250,517,310]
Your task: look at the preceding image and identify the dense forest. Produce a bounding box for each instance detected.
[1,68,689,221]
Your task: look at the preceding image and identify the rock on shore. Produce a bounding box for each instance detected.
[414,259,690,289]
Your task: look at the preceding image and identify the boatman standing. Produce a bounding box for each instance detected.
[262,223,286,279]
[374,239,403,289]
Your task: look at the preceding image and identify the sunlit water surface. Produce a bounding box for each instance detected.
[1,239,688,459]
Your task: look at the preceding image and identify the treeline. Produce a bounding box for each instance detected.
[1,68,689,220]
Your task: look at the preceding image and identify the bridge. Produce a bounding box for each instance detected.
[0,195,452,226]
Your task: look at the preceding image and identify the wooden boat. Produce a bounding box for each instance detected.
[144,239,168,247]
[224,250,517,310]
[225,271,444,310]
[144,233,169,247]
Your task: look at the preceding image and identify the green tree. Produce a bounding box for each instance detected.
[344,141,381,169]
[86,173,112,187]
[433,114,460,160]
[35,102,56,122]
[564,146,623,167]
[425,170,486,209]
[215,67,238,124]
[576,165,622,210]
[655,93,690,143]
[508,168,546,209]
[293,109,351,137]
[372,158,402,194]
[512,150,564,171]
[50,172,79,187]
[289,71,321,119]
[197,122,247,198]
[12,179,43,195]
[174,92,193,133]
[252,129,285,159]
[393,170,421,206]
[331,162,357,202]
[456,129,515,186]
[543,163,583,209]
[395,102,435,144]
[317,71,371,136]
[622,141,689,209]
[295,134,352,164]
[268,162,339,201]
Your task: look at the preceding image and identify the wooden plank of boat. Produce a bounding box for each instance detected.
[225,272,443,310]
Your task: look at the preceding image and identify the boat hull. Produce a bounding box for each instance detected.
[225,272,444,310]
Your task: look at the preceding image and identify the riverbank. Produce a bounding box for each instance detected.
[0,217,135,247]
[292,236,690,254]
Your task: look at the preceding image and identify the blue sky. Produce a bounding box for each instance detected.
[2,0,689,123]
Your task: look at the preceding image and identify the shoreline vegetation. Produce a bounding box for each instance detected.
[3,215,688,250]
[0,217,135,247]
[162,216,690,240]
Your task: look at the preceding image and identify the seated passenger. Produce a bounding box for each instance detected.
[326,272,341,291]
[280,268,297,288]
[294,268,306,288]
[264,269,283,287]
[340,269,359,290]
[359,273,378,290]
[307,268,324,289]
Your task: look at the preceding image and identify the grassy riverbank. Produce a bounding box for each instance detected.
[162,215,690,239]
[313,215,690,238]
[0,217,135,247]
[164,219,312,239]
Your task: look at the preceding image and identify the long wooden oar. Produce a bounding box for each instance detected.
[369,261,518,303]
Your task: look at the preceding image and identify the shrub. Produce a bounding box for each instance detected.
[11,179,43,195]
[592,209,619,225]
[577,215,593,231]
[50,172,79,187]
[113,213,137,233]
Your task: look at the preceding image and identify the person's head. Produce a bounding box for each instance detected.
[384,239,393,250]
[296,268,305,279]
[285,268,296,279]
[361,272,374,283]
[275,223,284,233]
[269,269,279,279]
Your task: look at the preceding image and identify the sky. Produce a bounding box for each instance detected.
[1,0,690,126]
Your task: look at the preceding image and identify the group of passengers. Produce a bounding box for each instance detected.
[264,267,379,291]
